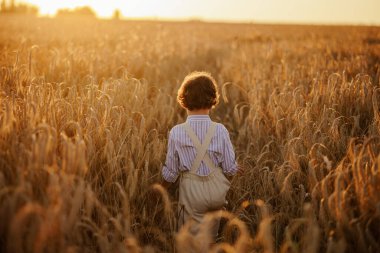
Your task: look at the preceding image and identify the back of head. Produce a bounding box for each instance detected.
[177,71,219,111]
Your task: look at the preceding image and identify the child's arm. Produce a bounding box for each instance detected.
[161,130,180,185]
[221,126,238,177]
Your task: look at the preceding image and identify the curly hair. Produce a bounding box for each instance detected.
[177,71,219,111]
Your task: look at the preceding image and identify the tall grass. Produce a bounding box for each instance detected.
[0,16,379,252]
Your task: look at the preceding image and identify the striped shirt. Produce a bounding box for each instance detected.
[162,115,238,182]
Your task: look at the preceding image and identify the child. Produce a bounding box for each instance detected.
[162,71,238,231]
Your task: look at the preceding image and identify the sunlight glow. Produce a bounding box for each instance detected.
[22,0,185,18]
[20,0,380,24]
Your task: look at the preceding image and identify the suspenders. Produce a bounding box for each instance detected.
[182,121,218,175]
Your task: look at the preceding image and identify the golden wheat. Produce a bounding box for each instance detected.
[0,16,379,253]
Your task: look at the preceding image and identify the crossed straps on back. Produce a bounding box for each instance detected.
[182,121,218,175]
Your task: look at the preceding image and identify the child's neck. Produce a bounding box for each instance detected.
[187,109,210,115]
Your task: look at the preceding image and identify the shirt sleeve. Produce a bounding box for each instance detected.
[162,129,180,182]
[221,126,238,175]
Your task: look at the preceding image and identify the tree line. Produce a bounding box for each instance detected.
[0,0,38,15]
[0,1,122,19]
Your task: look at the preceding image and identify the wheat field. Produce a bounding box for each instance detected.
[0,16,380,253]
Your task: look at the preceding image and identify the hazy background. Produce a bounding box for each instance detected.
[21,0,380,25]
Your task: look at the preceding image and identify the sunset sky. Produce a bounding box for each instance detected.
[21,0,380,25]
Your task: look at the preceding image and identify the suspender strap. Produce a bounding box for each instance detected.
[182,121,218,174]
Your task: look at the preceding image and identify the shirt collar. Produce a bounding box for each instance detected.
[186,115,211,122]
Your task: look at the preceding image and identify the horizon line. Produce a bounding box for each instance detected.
[1,12,379,27]
[26,14,380,27]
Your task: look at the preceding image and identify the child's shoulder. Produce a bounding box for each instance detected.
[171,122,186,130]
[169,123,186,136]
[214,122,230,134]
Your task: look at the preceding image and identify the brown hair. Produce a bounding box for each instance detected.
[177,71,219,111]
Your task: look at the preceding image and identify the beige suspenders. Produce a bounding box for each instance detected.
[182,121,218,175]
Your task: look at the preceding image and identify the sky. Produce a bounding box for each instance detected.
[19,0,380,25]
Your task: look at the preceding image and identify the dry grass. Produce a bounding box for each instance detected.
[0,16,380,253]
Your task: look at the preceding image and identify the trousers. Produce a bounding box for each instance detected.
[178,167,230,229]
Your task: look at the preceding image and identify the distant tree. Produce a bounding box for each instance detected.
[0,0,39,15]
[112,9,120,20]
[56,6,96,18]
[1,0,6,12]
[10,0,14,12]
